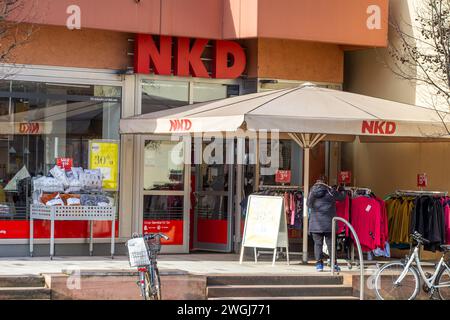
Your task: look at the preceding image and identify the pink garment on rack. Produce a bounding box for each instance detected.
[290,193,296,226]
[445,204,450,244]
[350,196,384,252]
[284,192,289,216]
[335,195,350,235]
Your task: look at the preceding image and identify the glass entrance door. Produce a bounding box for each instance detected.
[192,139,234,252]
[140,135,190,253]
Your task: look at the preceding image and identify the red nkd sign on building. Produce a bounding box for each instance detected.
[361,120,396,135]
[134,34,246,79]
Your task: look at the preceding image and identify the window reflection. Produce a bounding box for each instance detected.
[143,140,184,191]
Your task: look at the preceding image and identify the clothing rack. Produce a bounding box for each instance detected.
[258,185,303,191]
[395,189,448,197]
[342,186,372,197]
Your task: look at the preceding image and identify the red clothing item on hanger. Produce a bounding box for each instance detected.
[351,196,384,252]
[335,195,350,235]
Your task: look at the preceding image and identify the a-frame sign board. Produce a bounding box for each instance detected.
[239,195,290,266]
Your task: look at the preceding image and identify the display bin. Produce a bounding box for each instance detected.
[29,204,116,259]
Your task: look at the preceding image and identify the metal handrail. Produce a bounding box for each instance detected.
[331,217,364,300]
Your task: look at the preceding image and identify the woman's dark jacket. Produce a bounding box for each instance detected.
[307,182,345,233]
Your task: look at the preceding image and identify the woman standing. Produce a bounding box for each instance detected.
[307,176,345,272]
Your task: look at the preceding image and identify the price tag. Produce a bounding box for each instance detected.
[338,171,352,184]
[56,158,73,171]
[417,173,428,188]
[275,170,291,184]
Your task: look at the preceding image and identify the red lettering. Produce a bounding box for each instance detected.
[30,123,39,134]
[135,34,246,79]
[184,119,192,131]
[361,120,374,134]
[175,38,209,78]
[374,121,385,134]
[19,123,28,134]
[134,34,172,75]
[385,121,396,134]
[169,119,192,131]
[213,40,246,79]
[362,120,396,135]
[169,120,181,131]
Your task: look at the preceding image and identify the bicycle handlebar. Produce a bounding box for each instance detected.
[410,231,430,244]
[132,233,169,241]
[144,233,169,241]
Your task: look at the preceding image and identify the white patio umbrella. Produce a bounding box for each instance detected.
[120,84,450,263]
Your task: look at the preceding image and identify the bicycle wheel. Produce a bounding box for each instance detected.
[435,265,450,300]
[374,262,420,300]
[153,266,162,300]
[144,272,152,300]
[138,271,149,300]
[145,266,161,300]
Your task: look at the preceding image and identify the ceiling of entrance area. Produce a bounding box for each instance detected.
[11,0,388,47]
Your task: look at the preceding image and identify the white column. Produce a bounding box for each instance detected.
[302,146,310,264]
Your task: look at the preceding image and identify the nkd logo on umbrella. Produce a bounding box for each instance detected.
[169,119,192,132]
[361,120,396,135]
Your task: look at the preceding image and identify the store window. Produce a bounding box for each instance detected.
[141,80,188,114]
[192,83,240,103]
[143,140,185,191]
[259,139,301,186]
[140,78,240,115]
[142,139,185,245]
[0,80,121,239]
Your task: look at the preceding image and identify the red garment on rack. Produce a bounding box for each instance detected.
[335,195,350,235]
[350,196,388,252]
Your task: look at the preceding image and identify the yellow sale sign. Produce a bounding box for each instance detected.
[89,140,119,190]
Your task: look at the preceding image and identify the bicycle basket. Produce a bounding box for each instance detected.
[126,237,151,267]
[146,239,162,259]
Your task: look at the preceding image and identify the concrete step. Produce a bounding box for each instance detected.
[208,296,359,300]
[207,275,344,286]
[207,284,353,298]
[0,287,51,300]
[0,275,46,288]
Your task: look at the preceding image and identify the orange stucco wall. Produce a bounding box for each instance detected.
[7,26,343,84]
[12,0,388,47]
[8,25,131,70]
[254,38,343,83]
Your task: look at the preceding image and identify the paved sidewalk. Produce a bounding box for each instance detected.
[0,254,379,276]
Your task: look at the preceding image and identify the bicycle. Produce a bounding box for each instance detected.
[374,231,450,300]
[126,232,169,300]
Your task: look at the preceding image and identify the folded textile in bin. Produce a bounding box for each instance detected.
[33,177,64,193]
[80,194,97,206]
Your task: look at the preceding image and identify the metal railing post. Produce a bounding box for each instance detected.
[331,217,364,300]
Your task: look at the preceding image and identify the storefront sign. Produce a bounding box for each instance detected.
[143,220,183,245]
[338,171,352,184]
[240,195,289,264]
[169,119,192,132]
[241,195,287,249]
[361,120,396,135]
[134,34,246,79]
[417,173,428,188]
[56,157,73,171]
[89,140,119,190]
[275,170,291,184]
[13,122,50,135]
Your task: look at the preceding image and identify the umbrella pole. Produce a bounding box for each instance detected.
[302,146,310,264]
